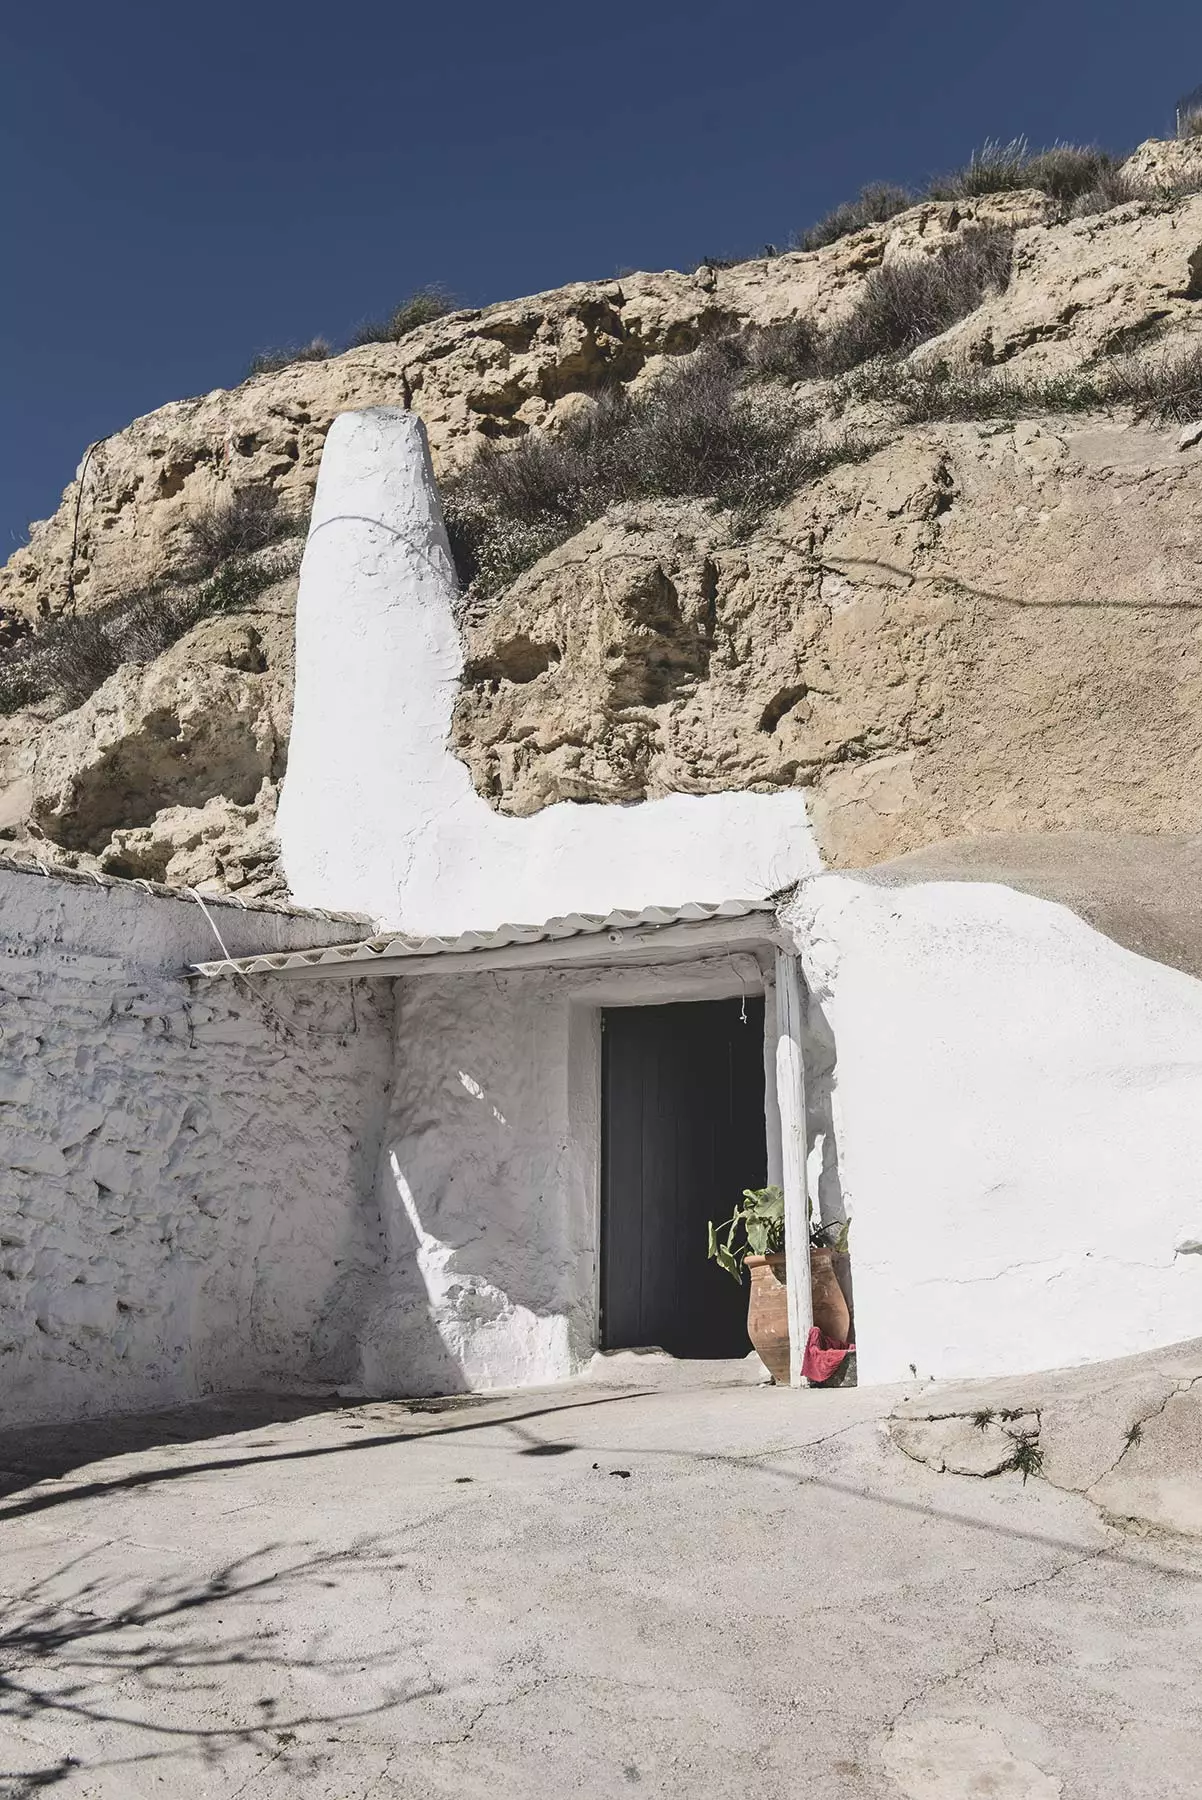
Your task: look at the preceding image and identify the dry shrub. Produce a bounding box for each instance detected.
[180,487,300,578]
[444,347,871,597]
[0,496,305,716]
[797,183,913,252]
[739,318,820,384]
[819,227,1014,374]
[925,138,1032,199]
[350,288,453,347]
[857,340,1202,425]
[800,139,1136,251]
[443,230,1013,602]
[1020,144,1119,203]
[926,139,1116,206]
[1102,341,1202,419]
[246,338,332,377]
[1178,107,1202,141]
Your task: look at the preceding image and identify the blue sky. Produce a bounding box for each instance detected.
[3,0,1201,556]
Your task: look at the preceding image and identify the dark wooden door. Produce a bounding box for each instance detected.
[600,996,766,1358]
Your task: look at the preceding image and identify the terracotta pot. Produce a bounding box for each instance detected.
[810,1247,852,1347]
[746,1250,854,1385]
[745,1253,790,1384]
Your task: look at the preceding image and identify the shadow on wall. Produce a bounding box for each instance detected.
[356,976,585,1398]
[355,1146,474,1397]
[802,977,849,1243]
[358,1143,576,1398]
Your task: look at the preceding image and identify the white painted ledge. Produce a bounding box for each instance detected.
[277,408,818,932]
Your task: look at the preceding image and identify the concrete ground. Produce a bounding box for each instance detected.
[2,1367,1202,1800]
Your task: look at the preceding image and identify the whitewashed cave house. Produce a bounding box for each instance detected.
[8,404,1202,1428]
[208,408,1202,1396]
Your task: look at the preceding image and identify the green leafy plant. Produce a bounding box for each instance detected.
[706,1185,849,1282]
[707,1185,785,1283]
[812,1211,850,1253]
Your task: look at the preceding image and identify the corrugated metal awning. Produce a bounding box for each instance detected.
[192,898,778,979]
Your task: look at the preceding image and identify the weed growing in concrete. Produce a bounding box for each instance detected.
[1006,1435,1044,1482]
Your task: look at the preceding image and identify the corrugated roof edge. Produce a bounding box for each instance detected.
[0,850,368,927]
[193,898,778,978]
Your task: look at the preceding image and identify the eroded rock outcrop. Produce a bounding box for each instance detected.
[455,414,1202,866]
[4,138,1202,891]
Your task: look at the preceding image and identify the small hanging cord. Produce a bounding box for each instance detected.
[65,440,104,612]
[727,954,750,1024]
[187,887,357,1041]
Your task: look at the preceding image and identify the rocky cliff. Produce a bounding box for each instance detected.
[5,137,1202,894]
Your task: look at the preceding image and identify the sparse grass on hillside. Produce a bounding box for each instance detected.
[819,228,1014,373]
[444,346,873,598]
[246,338,333,378]
[798,135,1202,253]
[350,288,454,347]
[446,228,1015,599]
[848,340,1202,426]
[0,492,306,716]
[926,140,1117,206]
[1179,108,1202,141]
[241,290,454,382]
[797,183,913,251]
[714,228,1015,387]
[179,486,300,572]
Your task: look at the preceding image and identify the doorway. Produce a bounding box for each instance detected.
[600,995,767,1358]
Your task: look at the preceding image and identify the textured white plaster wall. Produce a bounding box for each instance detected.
[277,408,818,933]
[0,867,394,1425]
[788,875,1202,1385]
[364,956,768,1395]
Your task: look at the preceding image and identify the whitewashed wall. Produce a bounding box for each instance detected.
[359,874,1202,1397]
[0,865,393,1425]
[788,875,1202,1384]
[277,408,817,934]
[273,403,1202,1395]
[363,955,767,1395]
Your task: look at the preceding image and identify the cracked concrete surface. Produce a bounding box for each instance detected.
[888,1336,1202,1538]
[1,1376,1201,1798]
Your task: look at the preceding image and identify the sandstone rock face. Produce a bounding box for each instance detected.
[0,189,1052,633]
[28,610,289,878]
[456,414,1202,866]
[932,187,1202,373]
[6,141,1202,893]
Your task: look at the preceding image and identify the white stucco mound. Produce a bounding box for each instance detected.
[790,874,1202,1385]
[277,408,817,932]
[0,866,393,1424]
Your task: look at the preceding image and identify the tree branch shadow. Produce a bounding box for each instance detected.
[0,1538,437,1791]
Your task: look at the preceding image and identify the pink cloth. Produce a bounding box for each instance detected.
[801,1325,855,1384]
